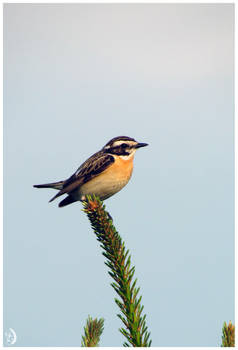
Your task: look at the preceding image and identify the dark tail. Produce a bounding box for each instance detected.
[58,196,77,207]
[33,181,64,190]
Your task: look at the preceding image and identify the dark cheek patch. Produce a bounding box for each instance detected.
[114,146,130,156]
[121,150,130,156]
[105,146,130,156]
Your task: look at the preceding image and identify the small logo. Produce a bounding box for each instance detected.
[4,328,17,345]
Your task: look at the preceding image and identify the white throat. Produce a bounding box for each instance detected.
[119,149,136,160]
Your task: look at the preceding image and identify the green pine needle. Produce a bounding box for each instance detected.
[221,321,235,347]
[81,315,104,347]
[83,195,152,347]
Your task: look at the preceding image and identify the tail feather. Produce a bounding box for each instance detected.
[58,196,77,207]
[33,181,64,190]
[34,180,77,207]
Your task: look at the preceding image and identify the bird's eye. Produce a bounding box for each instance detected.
[121,143,127,148]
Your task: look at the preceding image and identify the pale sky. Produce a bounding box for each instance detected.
[4,3,234,347]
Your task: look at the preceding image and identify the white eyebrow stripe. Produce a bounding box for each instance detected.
[113,140,137,147]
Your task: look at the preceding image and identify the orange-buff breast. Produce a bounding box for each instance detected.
[77,155,134,200]
[102,155,134,181]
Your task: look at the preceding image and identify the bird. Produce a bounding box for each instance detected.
[33,136,148,207]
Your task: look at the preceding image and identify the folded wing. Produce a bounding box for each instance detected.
[49,152,115,203]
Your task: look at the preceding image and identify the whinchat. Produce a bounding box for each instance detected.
[34,136,148,207]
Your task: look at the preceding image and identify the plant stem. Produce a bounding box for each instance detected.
[83,195,152,347]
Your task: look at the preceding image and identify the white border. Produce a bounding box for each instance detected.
[1,1,236,349]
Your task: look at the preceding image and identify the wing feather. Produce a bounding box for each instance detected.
[49,152,114,202]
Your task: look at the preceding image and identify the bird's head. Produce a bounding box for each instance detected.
[102,136,148,159]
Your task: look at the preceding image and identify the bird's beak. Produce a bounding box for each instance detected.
[135,142,148,149]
